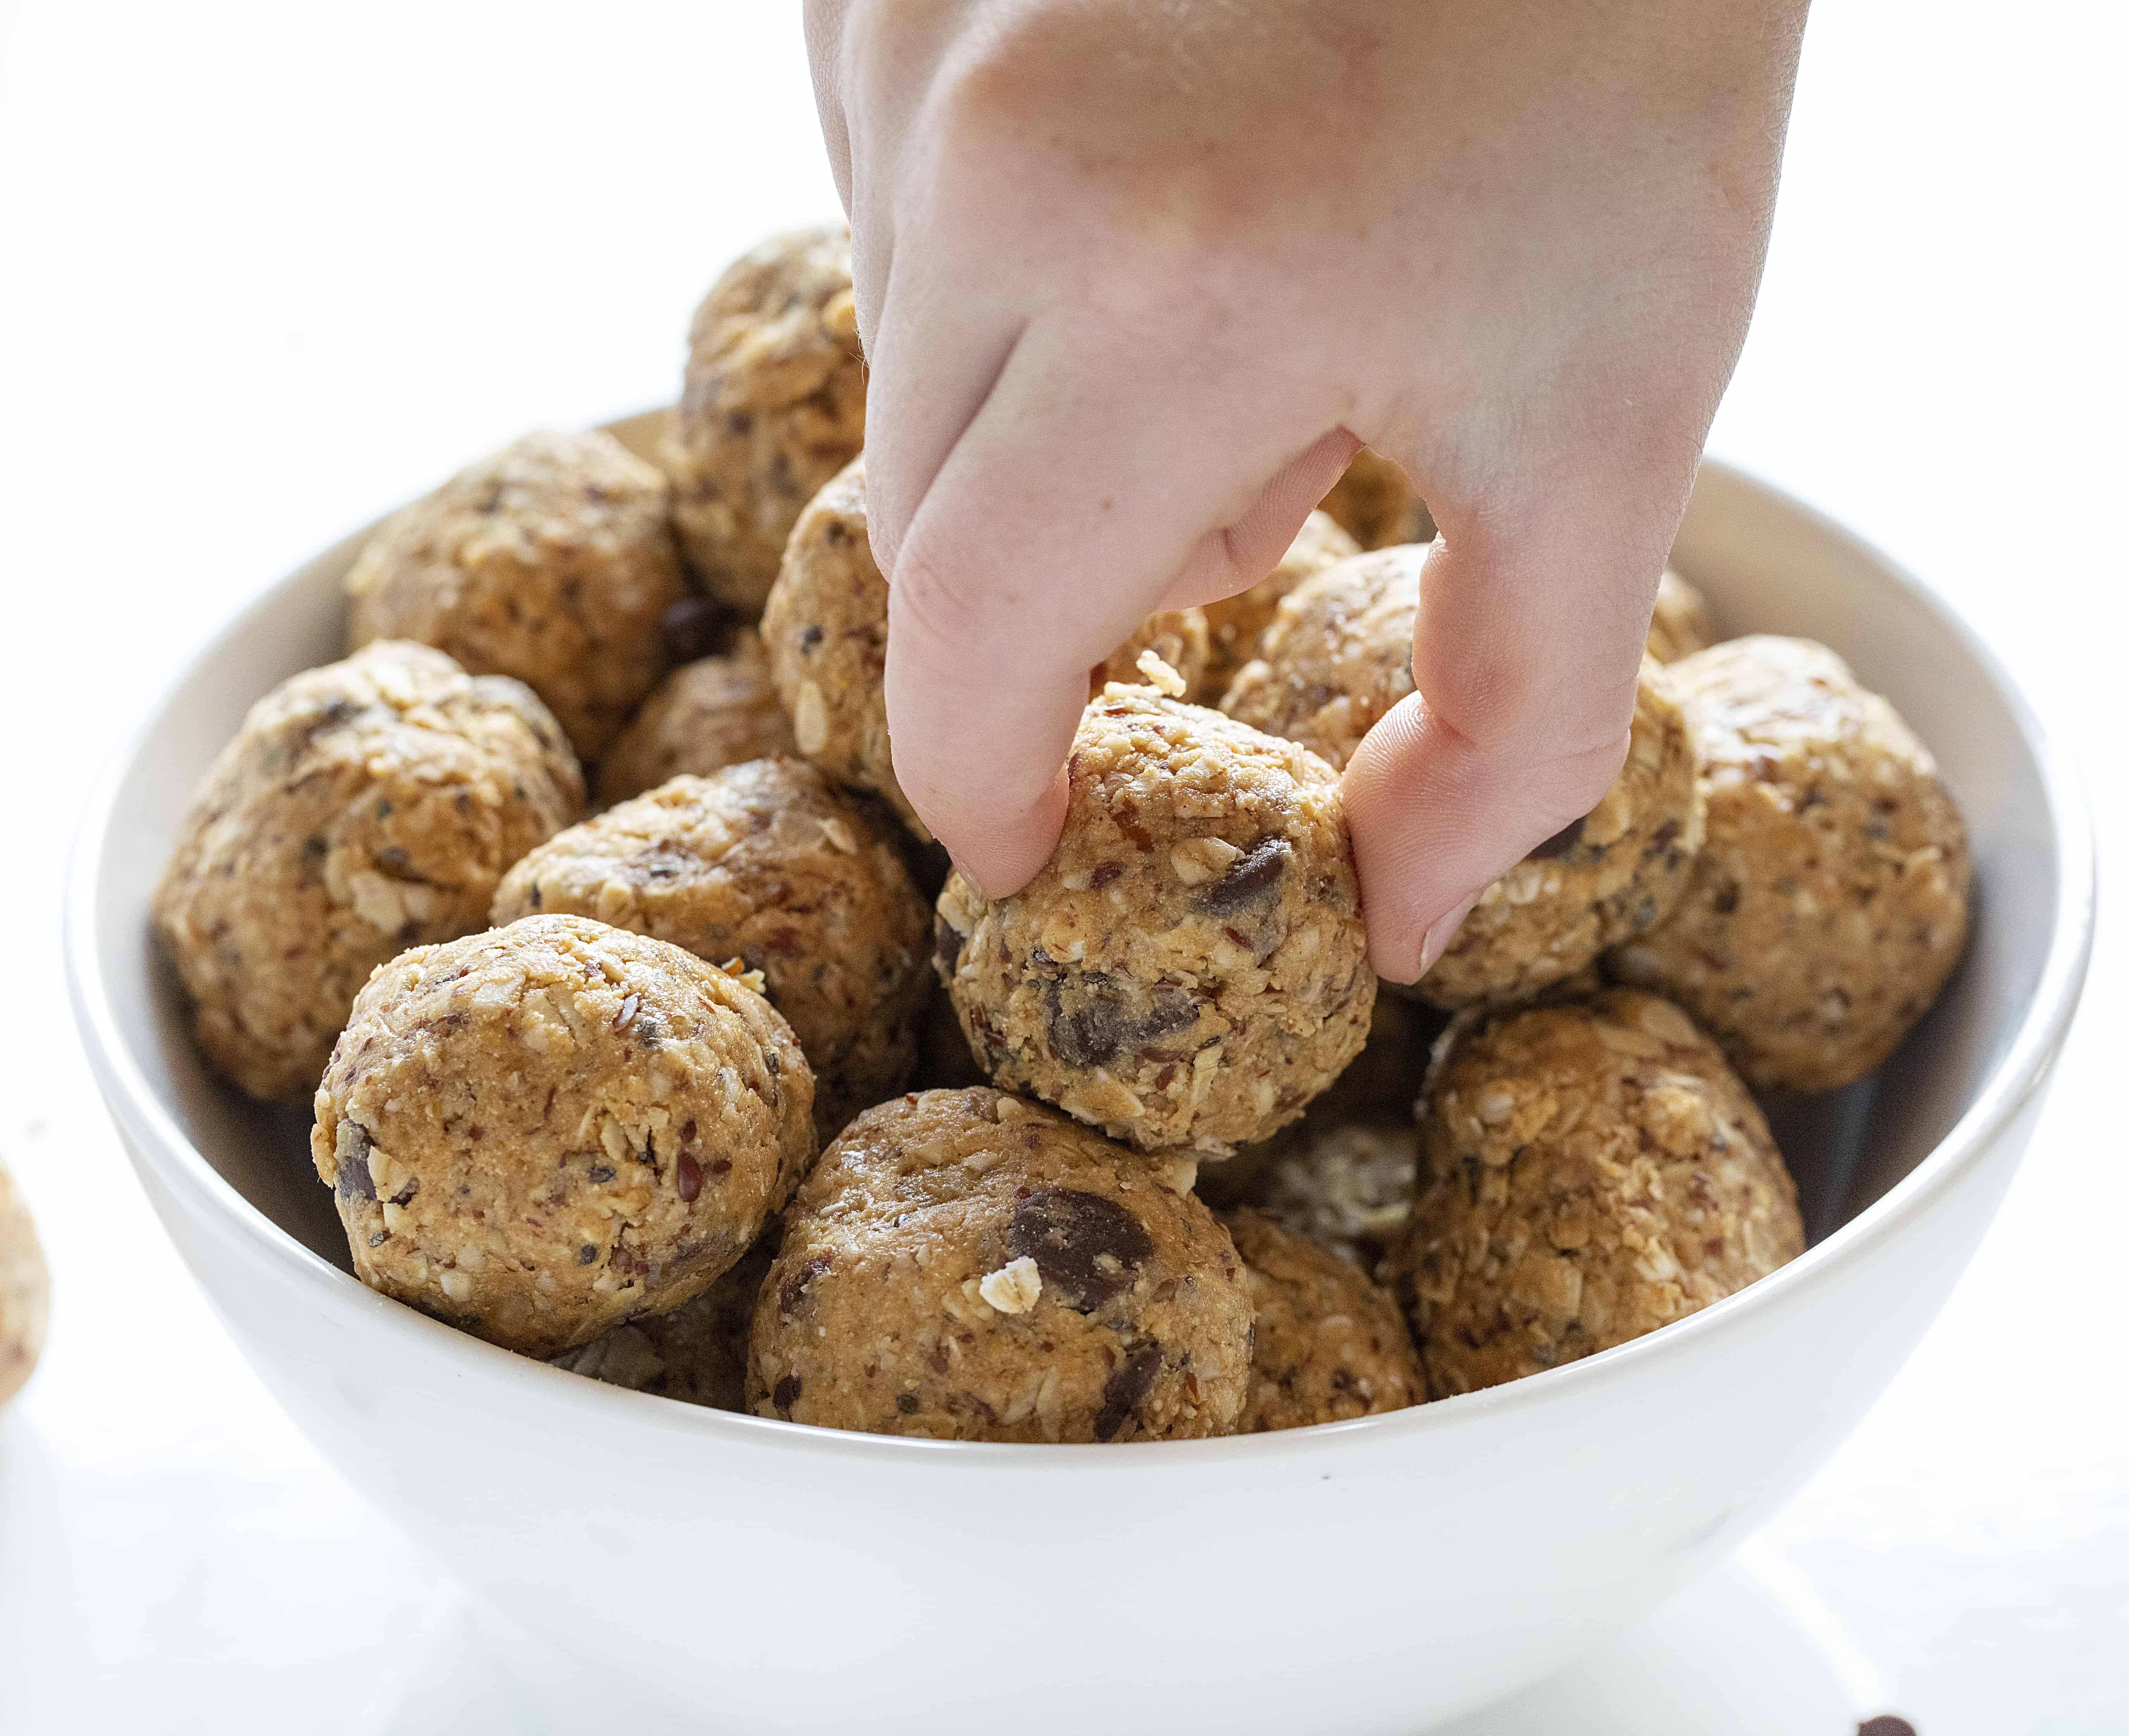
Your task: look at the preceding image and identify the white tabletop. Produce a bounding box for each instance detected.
[1,4,2123,1730]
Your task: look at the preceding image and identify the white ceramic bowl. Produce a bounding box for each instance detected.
[66,417,2093,1736]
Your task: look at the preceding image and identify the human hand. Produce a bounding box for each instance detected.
[805,0,1806,980]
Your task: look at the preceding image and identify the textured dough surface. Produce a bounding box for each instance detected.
[155,641,584,1101]
[0,1158,50,1410]
[554,1230,777,1411]
[751,1088,1251,1441]
[759,456,921,833]
[1093,608,1213,699]
[346,429,685,758]
[312,914,815,1357]
[937,687,1375,1155]
[1226,1209,1423,1430]
[493,760,929,1143]
[1201,510,1360,698]
[1390,989,1803,1395]
[1646,568,1717,665]
[1220,544,1427,769]
[1318,448,1434,550]
[1414,663,1705,1007]
[1608,636,1971,1093]
[594,627,797,806]
[663,226,867,614]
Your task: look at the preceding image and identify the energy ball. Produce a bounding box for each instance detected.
[345,429,687,759]
[760,456,919,834]
[554,1232,778,1411]
[1318,448,1434,550]
[1225,1209,1423,1431]
[0,1157,50,1410]
[1091,608,1213,699]
[593,627,797,807]
[663,226,866,615]
[312,914,815,1358]
[1646,568,1717,665]
[1220,544,1425,770]
[1203,510,1360,699]
[492,760,930,1143]
[154,641,583,1101]
[1389,989,1804,1397]
[1609,636,1971,1093]
[936,687,1375,1156]
[1414,661,1704,1008]
[1224,547,1723,766]
[1221,1116,1421,1272]
[750,1088,1252,1442]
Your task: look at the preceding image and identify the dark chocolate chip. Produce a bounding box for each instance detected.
[779,1254,829,1316]
[588,1163,615,1183]
[577,1245,596,1265]
[772,1374,801,1414]
[1195,837,1291,916]
[1094,1342,1163,1441]
[301,835,328,861]
[934,915,964,977]
[799,624,824,651]
[1007,1188,1154,1311]
[675,1152,703,1202]
[1089,861,1124,889]
[334,1125,376,1200]
[1041,978,1195,1070]
[1528,815,1585,860]
[896,1392,920,1414]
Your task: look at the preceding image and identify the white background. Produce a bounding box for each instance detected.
[0,3,2123,1730]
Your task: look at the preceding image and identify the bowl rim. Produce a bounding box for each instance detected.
[62,449,2098,1471]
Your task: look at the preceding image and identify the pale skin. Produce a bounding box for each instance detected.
[805,0,1808,981]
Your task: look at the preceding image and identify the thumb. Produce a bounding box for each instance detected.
[1340,467,1681,982]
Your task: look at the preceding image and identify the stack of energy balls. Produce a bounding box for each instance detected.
[153,225,1973,1443]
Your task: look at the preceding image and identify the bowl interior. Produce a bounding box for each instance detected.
[87,428,2065,1282]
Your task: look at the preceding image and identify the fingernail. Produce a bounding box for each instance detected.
[1416,892,1481,980]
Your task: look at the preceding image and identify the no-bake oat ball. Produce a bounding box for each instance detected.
[1202,510,1361,699]
[749,1088,1252,1442]
[663,226,867,614]
[1215,1116,1421,1272]
[554,1231,779,1411]
[593,627,798,807]
[312,914,815,1358]
[759,456,919,833]
[1645,568,1718,665]
[1317,448,1434,550]
[1389,988,1804,1397]
[1220,544,1426,769]
[1224,546,1722,766]
[0,1157,50,1410]
[1607,636,1971,1094]
[1092,607,1214,699]
[345,429,687,759]
[1225,1209,1423,1431]
[936,687,1375,1156]
[154,641,583,1101]
[492,760,930,1142]
[1414,661,1704,1008]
